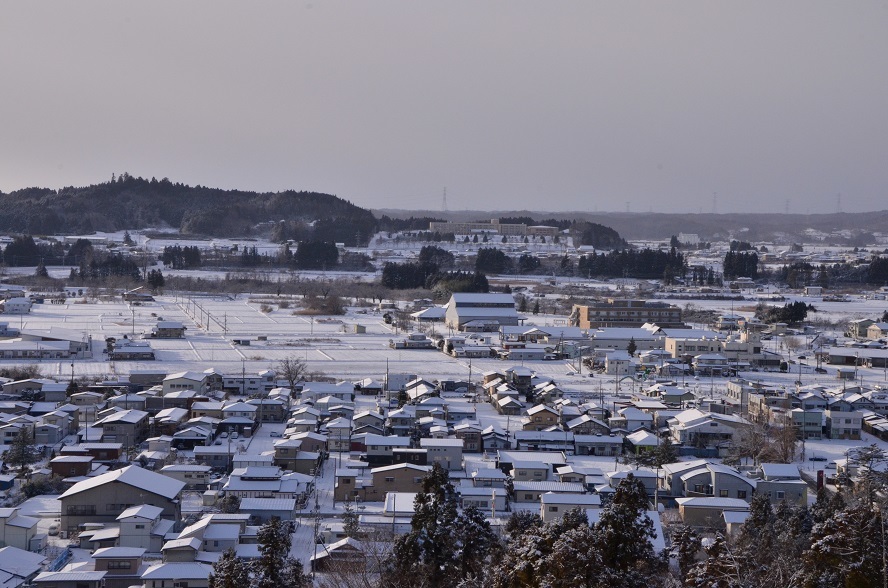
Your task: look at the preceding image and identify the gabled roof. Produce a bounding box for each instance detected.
[163,371,206,382]
[117,504,164,521]
[141,562,213,580]
[59,465,185,500]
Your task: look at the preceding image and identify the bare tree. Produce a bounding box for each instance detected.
[782,335,805,355]
[278,356,307,397]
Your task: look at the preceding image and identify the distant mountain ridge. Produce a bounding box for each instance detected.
[375,208,888,244]
[0,175,377,245]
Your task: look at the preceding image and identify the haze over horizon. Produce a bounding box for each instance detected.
[2,2,886,215]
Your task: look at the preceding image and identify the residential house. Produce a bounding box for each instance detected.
[93,409,149,448]
[141,562,213,588]
[58,465,185,534]
[676,497,750,529]
[162,371,208,396]
[346,464,431,501]
[540,492,600,522]
[512,481,586,503]
[151,321,186,338]
[666,462,754,502]
[757,463,808,506]
[574,434,624,457]
[453,421,482,452]
[117,504,175,552]
[523,404,560,431]
[0,546,44,588]
[825,409,862,440]
[364,435,411,466]
[159,465,212,489]
[0,507,39,551]
[419,438,464,470]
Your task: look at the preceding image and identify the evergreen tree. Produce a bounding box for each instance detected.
[123,230,135,246]
[343,501,360,538]
[732,494,776,585]
[541,523,603,587]
[208,548,251,588]
[592,473,663,585]
[802,500,883,588]
[669,524,701,578]
[6,427,38,475]
[66,379,79,397]
[254,518,308,588]
[147,269,165,290]
[685,534,743,588]
[217,494,241,514]
[627,337,637,357]
[34,260,49,278]
[383,464,496,588]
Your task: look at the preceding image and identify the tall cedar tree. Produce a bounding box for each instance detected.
[592,473,664,586]
[7,427,38,475]
[208,548,251,588]
[383,463,497,588]
[253,518,308,588]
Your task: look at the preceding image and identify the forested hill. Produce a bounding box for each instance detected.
[0,174,378,245]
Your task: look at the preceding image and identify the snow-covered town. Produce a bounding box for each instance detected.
[0,225,887,587]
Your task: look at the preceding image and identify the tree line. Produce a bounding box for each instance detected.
[262,448,888,588]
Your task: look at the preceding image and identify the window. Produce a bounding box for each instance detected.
[549,506,558,512]
[67,505,96,516]
[107,560,132,569]
[524,494,534,500]
[135,524,145,529]
[737,490,747,499]
[719,490,729,497]
[776,491,785,500]
[385,477,395,483]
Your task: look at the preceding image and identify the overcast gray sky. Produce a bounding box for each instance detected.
[2,1,887,214]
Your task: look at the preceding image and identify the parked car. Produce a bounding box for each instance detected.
[270,431,282,437]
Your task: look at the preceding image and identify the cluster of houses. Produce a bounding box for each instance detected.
[2,302,884,583]
[410,294,792,375]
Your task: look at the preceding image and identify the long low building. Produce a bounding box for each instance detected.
[0,339,71,359]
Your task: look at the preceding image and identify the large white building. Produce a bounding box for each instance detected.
[444,293,523,331]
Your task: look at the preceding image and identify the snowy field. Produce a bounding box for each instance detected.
[7,285,888,391]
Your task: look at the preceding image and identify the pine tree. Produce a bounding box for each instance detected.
[254,518,308,588]
[7,427,38,475]
[208,548,250,588]
[217,494,240,514]
[669,524,701,578]
[732,494,776,585]
[453,505,499,581]
[627,337,637,357]
[685,534,743,588]
[383,463,497,588]
[541,523,603,587]
[66,379,79,397]
[802,500,883,588]
[34,260,49,278]
[592,473,663,585]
